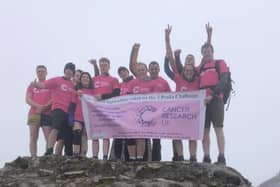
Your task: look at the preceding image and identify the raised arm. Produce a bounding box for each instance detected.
[164,55,175,80]
[165,25,178,73]
[206,22,212,44]
[88,59,100,76]
[174,49,183,74]
[129,43,140,77]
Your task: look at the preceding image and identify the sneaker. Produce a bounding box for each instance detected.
[44,148,53,156]
[202,155,211,163]
[189,155,197,163]
[215,155,226,165]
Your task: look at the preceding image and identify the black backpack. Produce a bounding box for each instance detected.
[215,60,234,105]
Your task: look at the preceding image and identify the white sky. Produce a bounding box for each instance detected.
[0,0,279,186]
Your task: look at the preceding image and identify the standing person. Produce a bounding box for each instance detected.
[72,72,94,157]
[165,25,200,162]
[32,62,75,155]
[199,41,229,165]
[26,65,52,157]
[55,69,82,156]
[109,66,134,161]
[91,57,120,160]
[129,43,170,161]
[127,43,155,161]
[55,69,83,156]
[148,61,171,161]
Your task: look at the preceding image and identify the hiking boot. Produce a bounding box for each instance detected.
[44,148,53,156]
[177,156,184,161]
[73,153,81,159]
[202,155,211,163]
[103,155,108,161]
[215,154,226,165]
[189,155,197,163]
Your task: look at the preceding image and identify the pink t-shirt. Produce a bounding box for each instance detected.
[198,60,228,97]
[120,80,133,95]
[74,88,95,122]
[171,63,199,92]
[152,77,171,93]
[127,78,155,94]
[44,77,75,113]
[92,75,120,95]
[27,82,52,116]
[173,74,200,92]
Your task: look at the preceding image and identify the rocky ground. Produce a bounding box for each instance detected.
[0,156,252,187]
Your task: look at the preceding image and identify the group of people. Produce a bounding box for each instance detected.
[26,23,230,165]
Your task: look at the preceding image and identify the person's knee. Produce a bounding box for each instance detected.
[73,129,82,145]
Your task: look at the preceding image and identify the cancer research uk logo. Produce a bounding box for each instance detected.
[136,105,157,127]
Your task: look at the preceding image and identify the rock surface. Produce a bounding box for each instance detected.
[258,171,280,187]
[0,156,252,187]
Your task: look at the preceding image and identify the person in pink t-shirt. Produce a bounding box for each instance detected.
[32,62,75,155]
[198,42,229,165]
[71,72,94,157]
[55,69,83,157]
[165,25,200,162]
[90,57,120,160]
[148,61,171,161]
[127,61,154,161]
[108,66,134,161]
[26,65,52,157]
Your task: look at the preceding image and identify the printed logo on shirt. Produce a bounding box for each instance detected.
[133,86,140,93]
[94,81,110,88]
[61,84,70,92]
[33,88,40,93]
[180,87,188,91]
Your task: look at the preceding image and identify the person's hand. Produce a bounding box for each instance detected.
[35,105,44,113]
[165,24,172,41]
[133,43,140,50]
[206,22,212,41]
[204,95,213,105]
[174,49,181,56]
[88,59,97,65]
[94,95,102,101]
[77,90,83,97]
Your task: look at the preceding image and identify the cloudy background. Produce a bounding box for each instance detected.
[0,0,279,186]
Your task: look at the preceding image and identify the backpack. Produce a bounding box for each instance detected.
[200,60,234,109]
[214,60,234,106]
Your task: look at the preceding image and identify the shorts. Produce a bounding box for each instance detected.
[50,109,68,130]
[40,114,52,127]
[205,96,224,128]
[74,120,85,127]
[27,114,40,125]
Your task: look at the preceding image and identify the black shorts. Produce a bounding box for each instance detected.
[205,97,224,128]
[50,109,68,130]
[40,114,52,127]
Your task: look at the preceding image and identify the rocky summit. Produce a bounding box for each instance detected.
[0,156,251,187]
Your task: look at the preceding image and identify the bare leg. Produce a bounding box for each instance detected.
[103,138,110,158]
[29,125,39,157]
[81,128,88,157]
[92,139,99,158]
[136,139,145,159]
